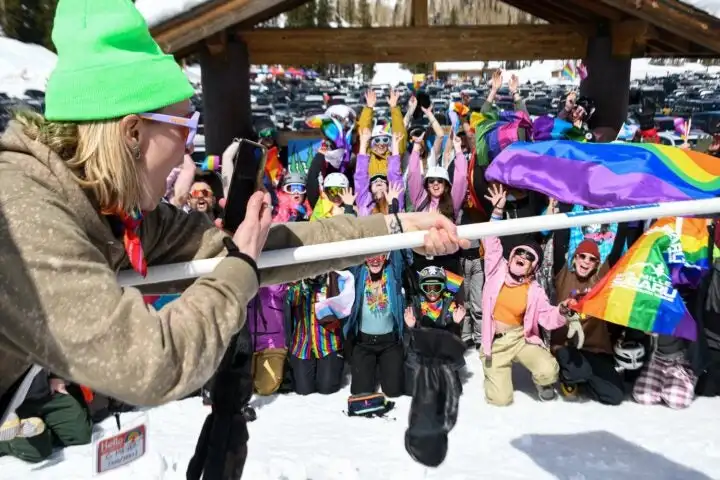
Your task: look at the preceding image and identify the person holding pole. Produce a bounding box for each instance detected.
[0,0,468,431]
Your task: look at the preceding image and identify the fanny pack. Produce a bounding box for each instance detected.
[347,393,395,418]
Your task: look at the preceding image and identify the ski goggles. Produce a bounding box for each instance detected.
[514,247,537,263]
[420,281,444,295]
[283,183,306,195]
[370,176,388,186]
[325,186,344,196]
[139,111,200,149]
[371,136,391,147]
[190,188,213,198]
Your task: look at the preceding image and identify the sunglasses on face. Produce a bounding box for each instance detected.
[426,177,444,185]
[190,188,212,198]
[421,282,444,295]
[577,253,599,263]
[139,111,200,150]
[325,187,343,197]
[366,255,386,266]
[371,136,391,146]
[283,183,306,195]
[515,248,537,263]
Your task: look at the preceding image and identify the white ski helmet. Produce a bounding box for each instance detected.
[371,123,392,139]
[425,166,451,185]
[323,172,349,189]
[614,339,646,371]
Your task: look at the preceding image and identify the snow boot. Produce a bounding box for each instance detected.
[536,384,557,402]
[559,382,580,401]
[0,413,45,441]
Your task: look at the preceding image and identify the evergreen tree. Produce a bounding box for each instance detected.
[316,0,331,28]
[1,0,58,51]
[449,6,458,25]
[358,0,374,81]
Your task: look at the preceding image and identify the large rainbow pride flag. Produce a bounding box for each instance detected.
[576,217,709,340]
[485,141,720,208]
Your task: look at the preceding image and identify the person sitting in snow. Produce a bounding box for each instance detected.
[479,184,582,405]
[552,239,625,405]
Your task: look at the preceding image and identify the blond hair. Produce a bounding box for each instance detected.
[13,109,143,215]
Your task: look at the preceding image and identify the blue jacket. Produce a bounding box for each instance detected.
[344,250,408,339]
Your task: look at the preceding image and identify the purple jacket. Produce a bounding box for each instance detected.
[247,284,288,352]
[407,147,468,216]
[354,154,404,216]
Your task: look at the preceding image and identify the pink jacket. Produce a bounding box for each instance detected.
[480,233,566,357]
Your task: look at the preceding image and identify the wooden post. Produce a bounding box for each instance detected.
[580,29,631,135]
[411,0,428,27]
[199,39,253,156]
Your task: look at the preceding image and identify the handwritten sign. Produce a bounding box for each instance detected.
[92,414,148,475]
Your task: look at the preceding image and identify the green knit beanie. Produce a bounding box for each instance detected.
[45,0,194,121]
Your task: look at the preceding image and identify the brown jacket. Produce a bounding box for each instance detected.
[0,121,388,409]
[552,263,613,355]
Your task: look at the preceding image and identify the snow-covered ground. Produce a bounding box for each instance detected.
[1,354,718,480]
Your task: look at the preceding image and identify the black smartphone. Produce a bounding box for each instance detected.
[222,138,267,233]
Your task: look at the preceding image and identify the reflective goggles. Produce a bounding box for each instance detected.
[420,282,444,295]
[283,183,307,195]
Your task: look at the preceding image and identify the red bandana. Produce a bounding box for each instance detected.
[116,210,147,277]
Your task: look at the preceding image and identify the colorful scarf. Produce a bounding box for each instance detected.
[107,208,146,277]
[420,297,455,323]
[364,270,389,313]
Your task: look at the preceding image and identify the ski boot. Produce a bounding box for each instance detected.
[536,384,557,402]
[0,413,45,442]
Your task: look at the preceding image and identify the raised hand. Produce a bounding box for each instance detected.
[392,131,405,155]
[509,74,519,93]
[485,183,507,211]
[452,304,466,324]
[339,187,356,206]
[491,69,503,91]
[404,306,416,327]
[365,90,377,109]
[388,89,400,108]
[384,181,404,204]
[408,96,418,110]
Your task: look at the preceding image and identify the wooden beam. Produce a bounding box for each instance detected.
[566,0,626,21]
[596,0,720,54]
[238,25,591,64]
[611,20,654,56]
[411,0,428,27]
[500,0,590,23]
[151,0,310,53]
[205,30,228,56]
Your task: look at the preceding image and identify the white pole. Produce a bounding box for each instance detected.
[117,198,720,287]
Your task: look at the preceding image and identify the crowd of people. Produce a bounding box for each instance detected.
[2,0,720,472]
[3,68,720,466]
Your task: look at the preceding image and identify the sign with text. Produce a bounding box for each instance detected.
[92,413,148,475]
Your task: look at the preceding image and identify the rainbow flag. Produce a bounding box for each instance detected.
[200,155,220,172]
[561,62,576,80]
[471,110,532,167]
[531,116,587,142]
[445,271,464,295]
[143,294,181,310]
[652,217,710,287]
[576,218,700,340]
[264,146,284,186]
[486,140,720,208]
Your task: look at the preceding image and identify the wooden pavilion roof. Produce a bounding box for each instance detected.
[150,0,720,60]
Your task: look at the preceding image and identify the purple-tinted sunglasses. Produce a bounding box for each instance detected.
[139,111,200,149]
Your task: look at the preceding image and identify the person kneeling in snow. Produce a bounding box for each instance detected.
[480,184,581,405]
[285,272,355,395]
[552,240,624,405]
[403,266,466,467]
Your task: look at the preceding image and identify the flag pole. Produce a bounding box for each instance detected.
[117,198,720,287]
